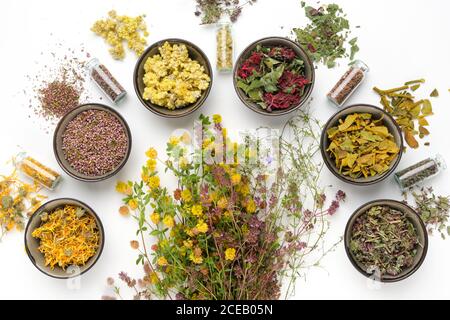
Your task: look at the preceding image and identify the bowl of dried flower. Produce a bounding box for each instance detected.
[344,199,428,282]
[233,36,315,116]
[133,39,213,118]
[24,198,105,279]
[53,103,132,182]
[320,104,403,185]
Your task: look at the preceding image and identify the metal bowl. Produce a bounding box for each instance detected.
[133,38,213,118]
[344,199,428,283]
[233,36,315,116]
[53,103,132,182]
[320,104,403,186]
[24,198,105,279]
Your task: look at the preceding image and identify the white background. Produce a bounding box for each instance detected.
[0,0,449,300]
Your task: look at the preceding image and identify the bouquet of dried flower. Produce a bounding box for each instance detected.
[107,110,344,300]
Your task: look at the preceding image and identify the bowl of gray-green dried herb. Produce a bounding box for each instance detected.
[344,200,428,282]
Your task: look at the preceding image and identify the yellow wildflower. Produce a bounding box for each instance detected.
[240,184,250,196]
[168,135,180,146]
[148,176,160,189]
[116,181,131,195]
[191,204,203,217]
[209,191,218,202]
[150,212,160,225]
[213,114,222,124]
[246,199,257,213]
[146,147,158,159]
[189,247,203,264]
[231,173,241,186]
[146,159,157,171]
[225,248,236,261]
[157,256,168,267]
[163,215,175,228]
[189,253,203,264]
[128,199,138,210]
[181,189,192,202]
[186,228,195,237]
[217,197,228,209]
[196,220,208,233]
[224,210,233,218]
[149,272,159,284]
[179,157,188,169]
[183,240,193,249]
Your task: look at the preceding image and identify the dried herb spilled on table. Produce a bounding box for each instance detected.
[236,45,310,111]
[0,169,46,240]
[404,187,450,239]
[62,110,128,177]
[350,205,421,277]
[32,205,100,270]
[27,47,89,127]
[91,10,149,60]
[326,113,400,179]
[194,0,257,24]
[293,2,359,68]
[374,79,434,150]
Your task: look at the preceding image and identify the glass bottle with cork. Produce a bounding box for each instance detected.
[216,16,234,73]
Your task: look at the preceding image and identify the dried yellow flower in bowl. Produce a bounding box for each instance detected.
[25,199,104,279]
[134,39,213,118]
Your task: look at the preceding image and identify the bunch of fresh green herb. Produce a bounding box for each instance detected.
[350,205,420,277]
[293,2,359,68]
[194,0,257,24]
[404,187,450,239]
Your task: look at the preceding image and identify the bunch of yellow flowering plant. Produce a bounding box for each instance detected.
[111,111,344,300]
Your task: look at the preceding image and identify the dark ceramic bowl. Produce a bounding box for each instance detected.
[344,199,428,283]
[53,103,132,182]
[320,104,403,186]
[133,38,213,118]
[233,37,315,116]
[24,198,105,279]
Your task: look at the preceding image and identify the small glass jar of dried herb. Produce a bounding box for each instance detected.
[327,60,369,107]
[395,154,447,191]
[15,153,61,190]
[87,58,127,104]
[216,18,234,72]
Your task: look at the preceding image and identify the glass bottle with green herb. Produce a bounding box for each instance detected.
[395,154,446,191]
[216,17,234,72]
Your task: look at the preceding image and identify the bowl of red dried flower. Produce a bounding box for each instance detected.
[233,37,315,116]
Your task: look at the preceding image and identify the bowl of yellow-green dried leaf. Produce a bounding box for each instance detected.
[321,104,403,185]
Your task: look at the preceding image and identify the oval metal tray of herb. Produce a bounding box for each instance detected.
[326,113,400,179]
[349,205,423,280]
[236,44,310,112]
[31,205,100,270]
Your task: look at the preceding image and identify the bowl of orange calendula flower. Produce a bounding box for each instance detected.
[134,39,213,118]
[25,198,104,279]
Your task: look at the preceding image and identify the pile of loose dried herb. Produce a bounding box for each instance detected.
[326,113,400,179]
[0,169,46,240]
[374,79,434,149]
[194,0,257,24]
[404,187,450,239]
[350,205,420,277]
[293,2,359,68]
